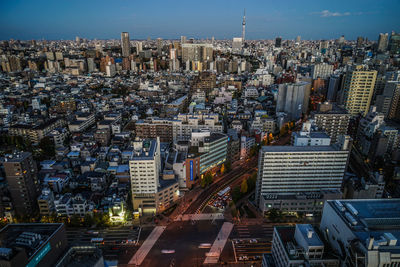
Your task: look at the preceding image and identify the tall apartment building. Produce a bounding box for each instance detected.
[276,82,311,121]
[190,71,216,95]
[311,63,334,79]
[320,199,400,267]
[377,33,389,52]
[129,138,179,215]
[182,43,213,63]
[312,102,351,143]
[121,32,130,57]
[255,136,351,215]
[376,81,400,120]
[3,152,40,216]
[341,65,377,116]
[129,138,161,214]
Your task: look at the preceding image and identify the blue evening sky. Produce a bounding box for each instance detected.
[0,0,399,40]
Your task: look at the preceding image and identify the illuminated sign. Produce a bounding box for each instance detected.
[190,161,193,181]
[26,242,51,267]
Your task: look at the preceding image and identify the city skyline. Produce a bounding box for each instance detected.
[1,0,399,40]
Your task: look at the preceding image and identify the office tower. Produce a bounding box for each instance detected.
[75,36,81,45]
[242,8,246,42]
[136,41,143,55]
[356,36,364,48]
[276,82,311,121]
[157,38,163,55]
[232,37,243,51]
[313,102,351,143]
[342,65,377,116]
[181,36,187,44]
[121,32,130,57]
[376,81,400,120]
[311,63,334,79]
[377,33,389,52]
[275,37,282,48]
[320,199,400,266]
[3,152,40,216]
[295,35,301,43]
[255,136,350,215]
[388,31,400,54]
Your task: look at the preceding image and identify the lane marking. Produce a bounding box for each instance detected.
[128,226,166,266]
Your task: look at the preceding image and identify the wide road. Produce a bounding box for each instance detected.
[184,157,258,214]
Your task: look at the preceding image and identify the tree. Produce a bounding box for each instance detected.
[204,172,213,186]
[267,208,280,222]
[240,179,248,194]
[220,164,226,175]
[247,173,257,192]
[225,161,232,172]
[232,186,242,203]
[39,136,55,158]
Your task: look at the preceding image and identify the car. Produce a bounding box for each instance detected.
[250,239,258,243]
[161,249,175,254]
[198,243,212,249]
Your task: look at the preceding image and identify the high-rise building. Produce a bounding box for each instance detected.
[276,82,311,121]
[275,37,282,48]
[342,65,377,116]
[3,152,40,216]
[320,199,400,267]
[121,32,130,57]
[295,35,301,43]
[136,41,143,55]
[376,81,400,120]
[313,102,351,143]
[232,37,243,51]
[327,74,342,101]
[182,43,213,63]
[255,136,351,215]
[129,139,161,210]
[388,31,400,55]
[377,33,389,52]
[181,36,187,44]
[311,63,334,79]
[157,38,163,55]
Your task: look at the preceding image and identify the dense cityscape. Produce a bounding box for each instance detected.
[0,2,400,267]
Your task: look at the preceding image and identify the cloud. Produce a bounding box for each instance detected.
[313,10,351,17]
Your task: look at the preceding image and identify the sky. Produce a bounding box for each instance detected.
[0,0,399,41]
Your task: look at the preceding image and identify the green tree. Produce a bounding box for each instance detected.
[204,172,213,186]
[267,208,279,222]
[240,179,248,194]
[69,215,81,227]
[247,173,257,192]
[39,136,55,158]
[232,186,242,203]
